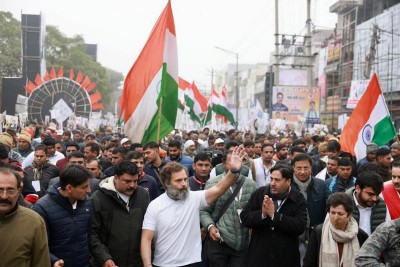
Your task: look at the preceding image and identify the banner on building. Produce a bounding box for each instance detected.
[327,39,341,63]
[271,86,320,125]
[346,80,370,109]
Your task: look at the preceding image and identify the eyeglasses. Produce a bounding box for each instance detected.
[70,161,85,165]
[0,188,19,196]
[295,167,311,172]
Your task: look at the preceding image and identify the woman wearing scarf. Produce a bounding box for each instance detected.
[303,192,368,267]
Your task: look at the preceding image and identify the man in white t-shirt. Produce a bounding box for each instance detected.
[22,136,65,168]
[141,146,246,267]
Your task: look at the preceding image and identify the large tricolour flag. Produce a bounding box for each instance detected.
[185,82,208,124]
[340,73,396,161]
[120,1,178,144]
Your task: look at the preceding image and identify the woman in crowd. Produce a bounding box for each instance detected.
[303,192,368,267]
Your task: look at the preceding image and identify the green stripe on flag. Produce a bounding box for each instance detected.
[142,63,178,144]
[213,104,236,126]
[203,105,212,126]
[372,116,396,146]
[185,95,194,110]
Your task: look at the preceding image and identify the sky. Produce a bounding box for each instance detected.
[1,0,338,90]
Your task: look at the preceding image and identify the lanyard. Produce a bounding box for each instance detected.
[276,187,291,212]
[193,176,206,190]
[263,164,272,183]
[263,160,275,183]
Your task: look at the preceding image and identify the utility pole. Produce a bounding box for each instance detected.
[274,0,280,86]
[364,24,378,79]
[306,0,312,88]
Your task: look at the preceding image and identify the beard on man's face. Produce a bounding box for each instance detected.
[166,183,190,201]
[169,154,179,161]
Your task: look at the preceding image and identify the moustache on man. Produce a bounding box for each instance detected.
[0,199,12,205]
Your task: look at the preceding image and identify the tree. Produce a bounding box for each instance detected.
[0,12,124,110]
[45,26,123,106]
[0,12,22,78]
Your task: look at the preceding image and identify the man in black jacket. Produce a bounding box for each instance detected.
[90,161,150,267]
[240,164,307,267]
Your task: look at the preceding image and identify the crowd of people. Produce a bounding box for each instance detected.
[1,121,400,267]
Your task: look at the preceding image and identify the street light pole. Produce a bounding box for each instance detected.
[215,46,239,129]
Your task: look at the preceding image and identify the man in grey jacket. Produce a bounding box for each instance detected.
[355,218,400,266]
[200,150,257,266]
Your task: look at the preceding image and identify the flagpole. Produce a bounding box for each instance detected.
[156,97,164,143]
[211,111,214,133]
[185,109,189,132]
[179,105,187,130]
[202,106,210,129]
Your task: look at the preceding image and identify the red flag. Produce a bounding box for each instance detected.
[75,71,83,83]
[24,80,37,94]
[81,76,91,88]
[89,92,102,104]
[44,70,51,81]
[69,69,75,80]
[85,82,96,92]
[50,67,57,79]
[57,66,64,78]
[34,74,43,86]
[92,103,104,110]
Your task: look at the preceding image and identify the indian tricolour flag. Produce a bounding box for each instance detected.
[217,86,236,126]
[120,1,178,144]
[178,77,190,110]
[340,73,396,161]
[202,88,219,126]
[185,82,208,124]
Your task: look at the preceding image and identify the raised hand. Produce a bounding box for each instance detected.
[229,145,247,172]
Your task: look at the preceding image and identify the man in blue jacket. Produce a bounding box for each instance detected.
[33,165,92,267]
[166,139,194,176]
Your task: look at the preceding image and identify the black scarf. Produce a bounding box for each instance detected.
[271,189,289,201]
[266,185,290,211]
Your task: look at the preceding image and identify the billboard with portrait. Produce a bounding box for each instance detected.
[346,80,370,109]
[271,86,321,127]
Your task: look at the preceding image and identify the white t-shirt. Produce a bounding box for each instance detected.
[22,151,65,168]
[142,190,208,267]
